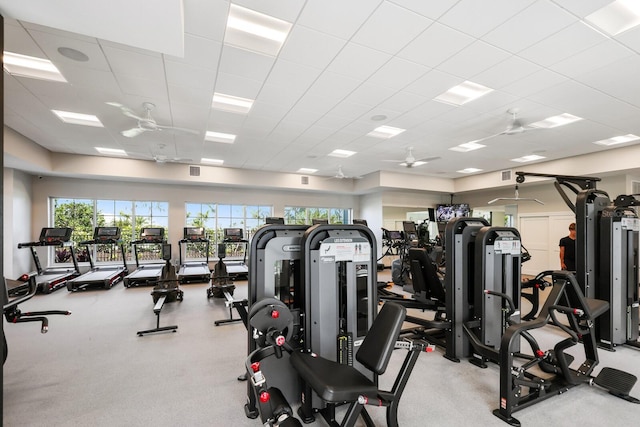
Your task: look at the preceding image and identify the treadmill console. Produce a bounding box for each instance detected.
[223,228,244,242]
[94,227,121,242]
[139,227,165,243]
[39,227,73,244]
[184,227,206,241]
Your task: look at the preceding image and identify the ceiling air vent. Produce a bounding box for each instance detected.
[189,165,201,177]
[301,176,309,185]
[501,170,512,181]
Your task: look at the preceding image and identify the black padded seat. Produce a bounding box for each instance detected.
[583,297,609,319]
[291,302,414,427]
[289,353,378,402]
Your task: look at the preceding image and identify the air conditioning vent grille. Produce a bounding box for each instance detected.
[501,170,512,181]
[189,166,200,177]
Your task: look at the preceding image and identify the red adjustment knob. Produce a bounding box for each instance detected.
[535,283,540,288]
[251,362,260,372]
[275,335,285,346]
[535,349,544,358]
[271,310,280,319]
[259,391,270,403]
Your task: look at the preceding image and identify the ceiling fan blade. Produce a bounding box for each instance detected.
[106,102,145,121]
[121,127,147,138]
[416,156,441,163]
[155,124,199,135]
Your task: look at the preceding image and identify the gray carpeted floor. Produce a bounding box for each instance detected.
[4,274,640,426]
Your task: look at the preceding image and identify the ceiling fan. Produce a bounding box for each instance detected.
[107,102,199,138]
[152,144,192,164]
[468,108,539,145]
[153,154,193,164]
[385,146,440,168]
[329,165,362,180]
[488,185,544,205]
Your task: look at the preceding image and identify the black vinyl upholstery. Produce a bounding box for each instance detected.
[290,302,406,402]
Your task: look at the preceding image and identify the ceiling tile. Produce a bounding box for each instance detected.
[351,1,432,55]
[279,25,347,70]
[439,0,535,37]
[483,0,576,53]
[438,40,511,80]
[297,0,383,40]
[326,42,392,81]
[398,22,475,68]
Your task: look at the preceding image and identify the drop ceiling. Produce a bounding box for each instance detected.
[3,0,640,183]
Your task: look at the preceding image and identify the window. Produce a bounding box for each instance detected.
[284,206,351,225]
[51,198,168,263]
[185,203,272,257]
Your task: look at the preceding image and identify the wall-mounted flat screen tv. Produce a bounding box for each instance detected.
[435,203,470,222]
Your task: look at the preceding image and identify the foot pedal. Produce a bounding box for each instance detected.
[594,367,640,403]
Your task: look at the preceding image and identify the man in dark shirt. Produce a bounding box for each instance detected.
[559,222,576,271]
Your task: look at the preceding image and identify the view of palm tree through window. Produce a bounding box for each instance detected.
[52,198,168,263]
[51,199,351,265]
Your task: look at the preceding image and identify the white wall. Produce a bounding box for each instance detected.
[3,169,33,278]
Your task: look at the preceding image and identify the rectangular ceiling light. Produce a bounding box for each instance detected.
[593,134,640,146]
[449,141,486,152]
[205,131,236,144]
[3,51,67,82]
[457,167,482,174]
[528,113,582,129]
[367,125,406,139]
[52,110,103,127]
[511,154,546,163]
[585,0,640,36]
[212,92,254,114]
[225,4,292,56]
[328,149,356,158]
[434,81,493,106]
[95,147,127,156]
[297,168,318,174]
[201,158,224,165]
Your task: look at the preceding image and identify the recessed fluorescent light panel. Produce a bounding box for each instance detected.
[201,158,224,165]
[297,168,318,174]
[205,131,236,144]
[328,149,356,158]
[449,141,486,152]
[212,92,254,114]
[52,110,103,127]
[511,154,546,163]
[585,0,640,36]
[225,4,292,56]
[3,52,67,82]
[457,167,482,174]
[95,147,127,156]
[528,113,582,129]
[593,134,640,146]
[367,125,406,139]
[434,81,493,106]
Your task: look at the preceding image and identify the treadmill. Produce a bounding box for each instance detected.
[67,227,128,291]
[177,227,211,284]
[123,227,167,287]
[15,227,80,295]
[222,227,249,279]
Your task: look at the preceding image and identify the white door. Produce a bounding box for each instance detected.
[519,214,574,275]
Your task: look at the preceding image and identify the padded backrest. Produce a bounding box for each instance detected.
[409,248,446,302]
[355,302,406,375]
